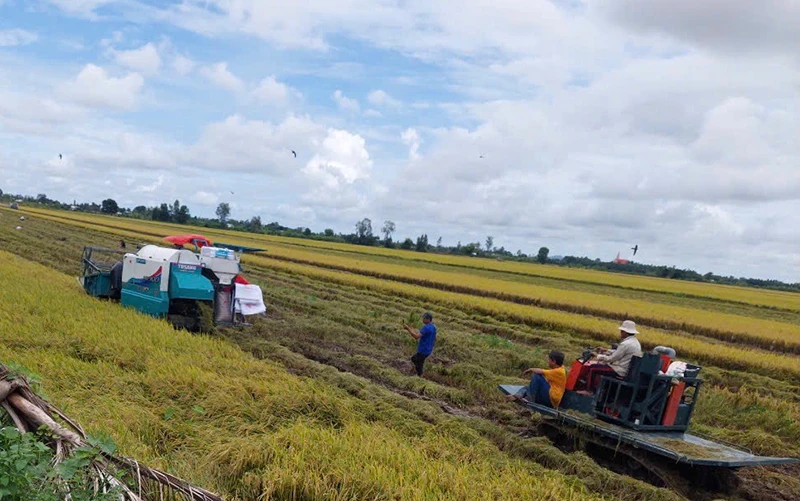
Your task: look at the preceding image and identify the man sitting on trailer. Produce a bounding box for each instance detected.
[591,320,643,381]
[507,350,566,408]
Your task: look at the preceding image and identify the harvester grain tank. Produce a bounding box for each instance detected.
[499,350,798,492]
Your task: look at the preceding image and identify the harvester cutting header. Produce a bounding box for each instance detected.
[80,234,265,330]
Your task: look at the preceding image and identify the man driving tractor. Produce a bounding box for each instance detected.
[581,320,643,391]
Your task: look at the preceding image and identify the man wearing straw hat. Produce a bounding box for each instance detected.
[594,319,643,378]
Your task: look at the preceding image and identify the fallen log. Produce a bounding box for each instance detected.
[7,392,83,445]
[0,364,225,501]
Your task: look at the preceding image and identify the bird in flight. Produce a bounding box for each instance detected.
[230,191,235,195]
[58,154,62,159]
[631,245,638,256]
[479,154,485,159]
[291,150,297,158]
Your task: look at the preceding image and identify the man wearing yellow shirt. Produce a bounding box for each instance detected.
[508,350,566,408]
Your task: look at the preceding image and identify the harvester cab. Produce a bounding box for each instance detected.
[499,349,798,492]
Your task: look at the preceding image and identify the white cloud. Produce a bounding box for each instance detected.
[0,29,38,47]
[100,30,124,48]
[401,127,420,160]
[172,54,195,75]
[191,190,219,206]
[189,114,325,173]
[46,0,114,16]
[0,89,85,133]
[61,64,144,110]
[112,42,161,74]
[367,89,401,108]
[201,62,244,93]
[252,75,300,104]
[135,174,164,193]
[597,0,800,55]
[332,90,360,113]
[303,128,371,188]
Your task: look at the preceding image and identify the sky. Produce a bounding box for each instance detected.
[0,1,798,281]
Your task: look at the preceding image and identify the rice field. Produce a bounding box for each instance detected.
[13,208,800,374]
[2,207,799,501]
[22,207,799,312]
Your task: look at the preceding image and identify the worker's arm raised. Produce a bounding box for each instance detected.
[403,324,421,340]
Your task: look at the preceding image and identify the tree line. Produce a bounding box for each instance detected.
[2,189,797,292]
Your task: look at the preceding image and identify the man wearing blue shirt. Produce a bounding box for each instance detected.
[403,312,437,376]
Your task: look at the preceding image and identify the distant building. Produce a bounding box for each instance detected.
[613,252,630,265]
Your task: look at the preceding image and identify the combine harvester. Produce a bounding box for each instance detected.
[500,350,798,493]
[80,234,265,329]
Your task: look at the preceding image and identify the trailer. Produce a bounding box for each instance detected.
[500,352,798,492]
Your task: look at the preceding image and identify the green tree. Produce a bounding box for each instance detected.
[355,218,373,245]
[175,205,190,224]
[247,216,263,232]
[381,220,396,241]
[100,199,119,214]
[415,234,428,252]
[536,246,549,264]
[462,242,481,255]
[216,202,231,224]
[485,236,494,253]
[400,238,414,250]
[324,228,335,237]
[153,203,171,222]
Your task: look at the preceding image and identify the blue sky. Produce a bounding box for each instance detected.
[1,0,799,281]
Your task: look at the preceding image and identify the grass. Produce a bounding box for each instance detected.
[0,249,622,501]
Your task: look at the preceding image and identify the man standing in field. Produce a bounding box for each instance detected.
[403,312,437,376]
